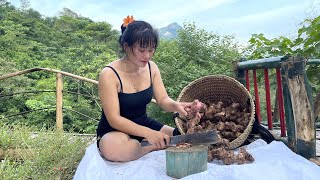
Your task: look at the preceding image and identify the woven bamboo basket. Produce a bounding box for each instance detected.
[175,75,255,149]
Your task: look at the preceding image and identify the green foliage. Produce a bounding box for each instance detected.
[62,93,101,133]
[0,3,119,133]
[150,22,242,124]
[246,34,295,59]
[298,16,320,95]
[154,22,242,98]
[245,14,320,123]
[0,58,35,120]
[297,16,320,57]
[246,15,320,60]
[147,103,175,127]
[1,2,243,131]
[0,123,90,179]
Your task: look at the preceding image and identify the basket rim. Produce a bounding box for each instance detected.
[174,74,256,149]
[177,75,247,101]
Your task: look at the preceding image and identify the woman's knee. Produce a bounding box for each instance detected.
[99,132,140,161]
[99,132,128,159]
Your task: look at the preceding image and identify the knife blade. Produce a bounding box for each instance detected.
[140,130,218,147]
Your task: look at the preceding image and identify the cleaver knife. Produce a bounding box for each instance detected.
[140,130,218,147]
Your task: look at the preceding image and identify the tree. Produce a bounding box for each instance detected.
[176,22,241,76]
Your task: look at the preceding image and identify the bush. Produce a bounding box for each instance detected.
[0,123,91,179]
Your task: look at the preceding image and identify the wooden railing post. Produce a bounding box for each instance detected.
[233,58,246,86]
[56,73,63,130]
[281,56,315,159]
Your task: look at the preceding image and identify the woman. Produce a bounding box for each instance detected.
[96,16,192,162]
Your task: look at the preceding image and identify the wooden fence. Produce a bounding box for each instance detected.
[0,68,98,129]
[235,55,320,159]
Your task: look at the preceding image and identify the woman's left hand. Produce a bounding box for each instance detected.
[175,102,192,116]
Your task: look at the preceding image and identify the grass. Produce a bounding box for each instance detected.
[0,123,92,180]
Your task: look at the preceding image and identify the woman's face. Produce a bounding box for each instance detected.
[126,43,155,67]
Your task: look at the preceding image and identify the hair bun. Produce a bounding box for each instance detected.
[121,24,126,34]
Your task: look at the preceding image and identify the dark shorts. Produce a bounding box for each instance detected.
[96,117,164,149]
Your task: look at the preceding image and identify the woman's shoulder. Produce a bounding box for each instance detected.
[100,60,122,72]
[149,60,157,66]
[149,60,160,73]
[99,60,122,79]
[149,60,160,70]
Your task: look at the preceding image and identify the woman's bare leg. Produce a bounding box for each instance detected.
[99,131,157,162]
[99,126,175,162]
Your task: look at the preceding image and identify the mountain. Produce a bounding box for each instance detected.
[158,22,183,40]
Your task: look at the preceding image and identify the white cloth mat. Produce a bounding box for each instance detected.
[74,139,320,180]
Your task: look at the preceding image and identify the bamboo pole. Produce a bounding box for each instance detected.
[56,73,63,130]
[39,68,98,84]
[281,56,316,159]
[0,68,41,80]
[0,67,98,84]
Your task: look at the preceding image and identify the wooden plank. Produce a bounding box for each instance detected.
[281,56,316,159]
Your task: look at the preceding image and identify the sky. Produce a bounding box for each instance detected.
[8,0,320,44]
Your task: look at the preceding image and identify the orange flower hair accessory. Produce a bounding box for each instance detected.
[122,15,135,27]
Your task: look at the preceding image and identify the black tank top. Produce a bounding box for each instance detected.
[97,62,153,133]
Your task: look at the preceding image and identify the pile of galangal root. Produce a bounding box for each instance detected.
[180,99,255,165]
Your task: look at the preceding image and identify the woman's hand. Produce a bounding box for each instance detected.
[144,129,170,149]
[175,102,193,116]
